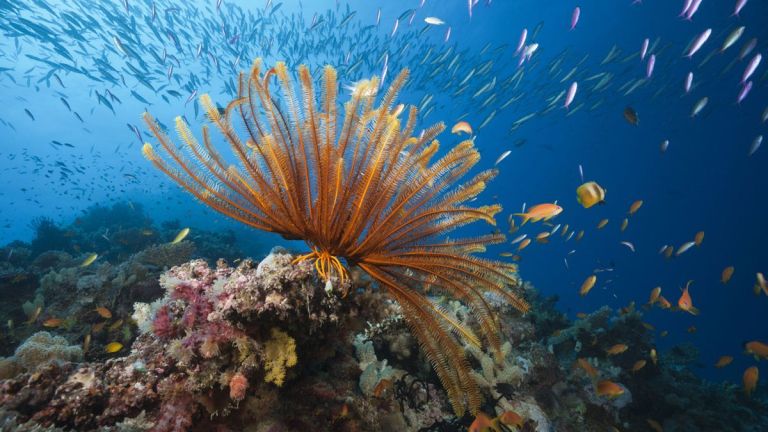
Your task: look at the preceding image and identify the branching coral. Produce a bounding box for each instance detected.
[141,59,529,415]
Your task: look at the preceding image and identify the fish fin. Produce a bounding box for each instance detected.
[512,213,530,226]
[688,306,700,316]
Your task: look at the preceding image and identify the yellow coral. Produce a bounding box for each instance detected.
[262,328,297,386]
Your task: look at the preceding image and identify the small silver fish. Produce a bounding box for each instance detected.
[621,241,636,252]
[748,135,762,157]
[676,241,696,256]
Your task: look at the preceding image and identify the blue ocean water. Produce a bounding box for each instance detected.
[0,0,766,405]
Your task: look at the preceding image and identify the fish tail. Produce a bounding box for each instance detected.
[512,213,530,226]
[688,306,700,316]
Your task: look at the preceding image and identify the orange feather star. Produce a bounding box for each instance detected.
[141,59,529,416]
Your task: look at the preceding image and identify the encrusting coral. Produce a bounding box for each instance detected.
[141,58,529,415]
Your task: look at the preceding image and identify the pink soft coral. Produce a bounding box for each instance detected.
[152,305,176,339]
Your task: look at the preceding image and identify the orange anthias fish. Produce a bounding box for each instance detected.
[623,106,640,125]
[498,411,524,428]
[628,199,643,215]
[694,231,705,246]
[715,356,734,368]
[468,412,498,432]
[648,286,662,305]
[94,306,112,319]
[42,317,64,328]
[451,120,473,135]
[596,380,625,398]
[677,281,699,315]
[744,341,768,360]
[658,296,672,309]
[576,358,598,378]
[721,266,735,284]
[512,203,563,225]
[631,359,647,372]
[606,344,629,355]
[743,366,759,397]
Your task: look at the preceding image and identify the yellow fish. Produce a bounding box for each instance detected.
[580,275,597,296]
[597,218,609,229]
[576,181,606,208]
[105,342,124,353]
[620,218,629,232]
[171,227,190,244]
[80,253,98,267]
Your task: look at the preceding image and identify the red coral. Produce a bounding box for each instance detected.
[152,305,176,339]
[171,281,201,303]
[228,372,248,401]
[181,295,213,328]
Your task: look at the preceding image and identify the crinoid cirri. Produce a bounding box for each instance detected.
[141,59,529,415]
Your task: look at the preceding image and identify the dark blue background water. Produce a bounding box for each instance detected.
[1,0,766,385]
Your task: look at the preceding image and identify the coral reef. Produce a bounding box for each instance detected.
[0,201,248,360]
[0,249,767,431]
